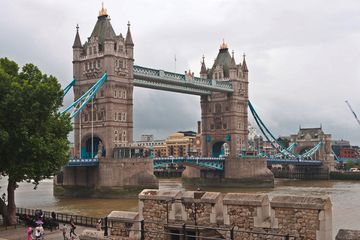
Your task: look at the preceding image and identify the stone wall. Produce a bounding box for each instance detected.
[139,190,331,240]
[85,189,332,240]
[98,158,158,188]
[183,156,274,188]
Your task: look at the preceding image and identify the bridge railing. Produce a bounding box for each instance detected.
[133,65,233,92]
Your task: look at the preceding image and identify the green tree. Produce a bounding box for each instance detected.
[0,58,72,225]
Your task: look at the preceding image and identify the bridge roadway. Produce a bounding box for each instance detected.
[67,157,322,170]
[133,65,234,95]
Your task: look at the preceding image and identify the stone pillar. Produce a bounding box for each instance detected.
[270,195,332,240]
[223,193,271,239]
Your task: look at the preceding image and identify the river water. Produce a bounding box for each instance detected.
[1,178,360,237]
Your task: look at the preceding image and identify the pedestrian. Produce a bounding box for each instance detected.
[61,223,67,240]
[96,219,102,231]
[69,217,77,237]
[27,226,33,240]
[34,223,44,240]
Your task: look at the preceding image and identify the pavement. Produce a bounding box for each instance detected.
[0,225,89,240]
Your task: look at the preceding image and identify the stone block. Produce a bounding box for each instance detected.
[336,229,360,240]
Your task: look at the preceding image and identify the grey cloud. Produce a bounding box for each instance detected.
[0,0,359,144]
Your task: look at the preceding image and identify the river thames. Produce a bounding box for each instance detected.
[1,178,360,236]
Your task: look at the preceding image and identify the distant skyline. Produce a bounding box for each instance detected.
[1,0,359,145]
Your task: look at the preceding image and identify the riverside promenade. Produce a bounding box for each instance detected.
[0,225,89,240]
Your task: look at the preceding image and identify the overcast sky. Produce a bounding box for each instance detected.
[1,0,359,145]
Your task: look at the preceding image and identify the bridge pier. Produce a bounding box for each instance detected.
[182,156,274,188]
[54,157,158,198]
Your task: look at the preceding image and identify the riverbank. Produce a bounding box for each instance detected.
[1,178,360,237]
[0,224,89,240]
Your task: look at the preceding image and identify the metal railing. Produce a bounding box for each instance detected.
[16,207,105,228]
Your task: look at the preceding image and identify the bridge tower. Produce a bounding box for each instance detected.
[200,41,249,157]
[72,5,134,159]
[290,127,336,171]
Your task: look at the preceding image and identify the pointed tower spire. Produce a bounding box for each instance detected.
[200,55,207,74]
[125,21,134,46]
[230,50,236,69]
[72,24,82,48]
[241,53,248,72]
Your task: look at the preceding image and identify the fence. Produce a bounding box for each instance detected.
[15,208,295,239]
[16,207,105,229]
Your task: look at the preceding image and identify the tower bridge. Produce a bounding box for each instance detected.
[56,5,334,196]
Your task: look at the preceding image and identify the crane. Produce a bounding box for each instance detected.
[345,100,360,127]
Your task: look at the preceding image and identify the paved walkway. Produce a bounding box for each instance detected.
[0,225,89,240]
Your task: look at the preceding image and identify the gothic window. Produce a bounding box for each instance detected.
[85,62,89,70]
[215,103,222,114]
[97,60,100,68]
[118,112,121,121]
[122,131,126,142]
[122,112,127,122]
[239,103,244,113]
[119,89,123,99]
[93,61,96,69]
[114,112,117,121]
[89,47,92,55]
[114,43,117,51]
[114,130,118,141]
[215,73,218,79]
[123,90,127,99]
[119,60,123,69]
[93,46,97,54]
[223,123,227,129]
[114,90,117,98]
[215,117,222,129]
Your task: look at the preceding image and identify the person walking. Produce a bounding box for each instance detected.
[61,223,67,240]
[27,226,33,240]
[96,219,102,231]
[69,217,77,237]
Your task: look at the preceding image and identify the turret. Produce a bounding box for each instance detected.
[72,25,82,61]
[229,50,237,79]
[200,55,207,79]
[125,22,134,59]
[241,53,248,80]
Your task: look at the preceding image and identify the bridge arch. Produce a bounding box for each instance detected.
[81,134,105,158]
[212,141,226,157]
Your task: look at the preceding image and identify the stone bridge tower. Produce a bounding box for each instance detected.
[290,127,335,171]
[200,41,249,157]
[72,5,134,159]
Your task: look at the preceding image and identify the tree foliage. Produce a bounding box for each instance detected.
[0,57,72,224]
